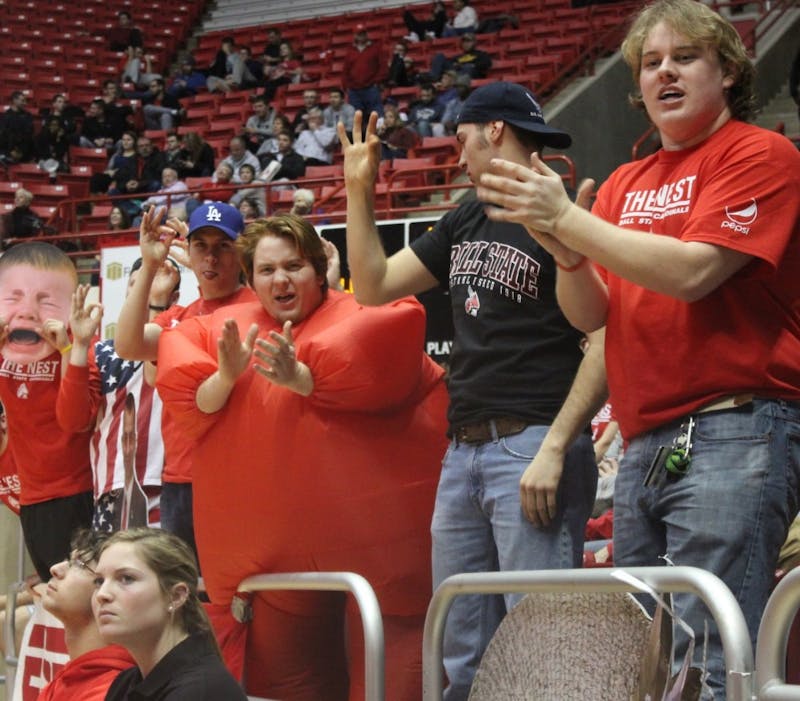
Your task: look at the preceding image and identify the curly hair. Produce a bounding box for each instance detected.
[621,0,757,122]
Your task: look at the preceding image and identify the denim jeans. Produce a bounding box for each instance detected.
[347,86,383,118]
[160,482,199,564]
[431,425,596,701]
[614,399,800,698]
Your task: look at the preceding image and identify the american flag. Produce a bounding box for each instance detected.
[90,340,164,529]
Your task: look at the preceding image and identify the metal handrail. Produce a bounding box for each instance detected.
[422,566,754,701]
[236,571,385,701]
[755,566,800,700]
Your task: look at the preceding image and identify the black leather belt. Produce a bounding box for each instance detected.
[454,417,529,445]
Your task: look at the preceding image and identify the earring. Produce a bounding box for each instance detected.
[168,605,174,613]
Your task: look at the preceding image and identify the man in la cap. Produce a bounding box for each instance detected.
[116,202,256,555]
[340,83,605,699]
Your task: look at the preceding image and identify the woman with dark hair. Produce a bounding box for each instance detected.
[156,214,447,700]
[175,132,215,178]
[93,528,246,700]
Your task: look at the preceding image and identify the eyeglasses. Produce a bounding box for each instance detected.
[69,557,98,576]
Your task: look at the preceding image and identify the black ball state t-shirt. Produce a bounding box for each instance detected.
[411,199,584,429]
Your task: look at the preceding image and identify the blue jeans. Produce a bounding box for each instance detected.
[431,425,596,701]
[614,399,800,698]
[160,482,199,564]
[347,85,383,118]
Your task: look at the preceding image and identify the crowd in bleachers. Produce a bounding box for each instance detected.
[0,0,638,251]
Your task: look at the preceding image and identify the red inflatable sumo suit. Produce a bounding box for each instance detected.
[156,291,449,701]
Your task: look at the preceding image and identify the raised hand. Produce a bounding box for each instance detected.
[321,238,342,290]
[139,205,178,269]
[217,319,258,386]
[40,319,69,353]
[339,110,382,190]
[69,284,103,346]
[253,321,313,396]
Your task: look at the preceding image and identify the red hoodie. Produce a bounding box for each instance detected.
[38,645,135,701]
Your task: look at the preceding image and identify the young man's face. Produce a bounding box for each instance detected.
[0,264,75,364]
[456,122,494,185]
[43,551,98,627]
[166,135,180,151]
[277,133,292,153]
[253,100,267,117]
[303,91,318,109]
[188,230,241,300]
[638,21,733,151]
[328,91,343,109]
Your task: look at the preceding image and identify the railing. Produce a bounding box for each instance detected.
[756,566,800,700]
[236,572,385,701]
[422,566,754,701]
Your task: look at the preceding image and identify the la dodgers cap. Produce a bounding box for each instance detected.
[456,81,572,149]
[187,201,244,240]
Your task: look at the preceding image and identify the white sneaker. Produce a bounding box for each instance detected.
[404,32,420,42]
[425,31,436,39]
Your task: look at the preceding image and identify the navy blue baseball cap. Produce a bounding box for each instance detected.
[457,81,572,149]
[188,201,244,240]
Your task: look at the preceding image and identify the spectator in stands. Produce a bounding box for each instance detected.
[377,104,419,160]
[93,528,247,700]
[262,27,283,66]
[262,41,308,103]
[40,93,81,140]
[344,25,385,119]
[90,130,137,195]
[294,109,338,166]
[115,203,256,555]
[108,10,143,52]
[36,116,70,174]
[238,46,264,89]
[185,162,237,218]
[206,36,244,94]
[175,132,215,179]
[121,46,158,91]
[142,78,184,132]
[237,196,262,221]
[162,132,183,171]
[229,163,266,215]
[408,83,445,138]
[435,70,459,108]
[244,96,277,152]
[476,2,800,693]
[290,188,315,216]
[108,206,132,231]
[101,81,135,144]
[291,89,322,136]
[167,56,206,100]
[0,243,94,580]
[141,167,190,221]
[220,136,261,183]
[442,0,478,37]
[257,113,292,158]
[341,88,601,700]
[257,130,306,182]
[134,136,166,192]
[441,74,471,135]
[323,88,355,135]
[37,529,135,701]
[403,1,447,41]
[431,33,492,82]
[0,91,35,164]
[78,100,115,151]
[387,40,414,88]
[155,213,447,701]
[0,188,42,245]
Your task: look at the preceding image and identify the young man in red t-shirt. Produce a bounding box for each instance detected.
[478,0,800,695]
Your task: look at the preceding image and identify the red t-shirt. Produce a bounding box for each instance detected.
[0,351,92,504]
[153,286,257,483]
[594,120,800,438]
[0,448,20,514]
